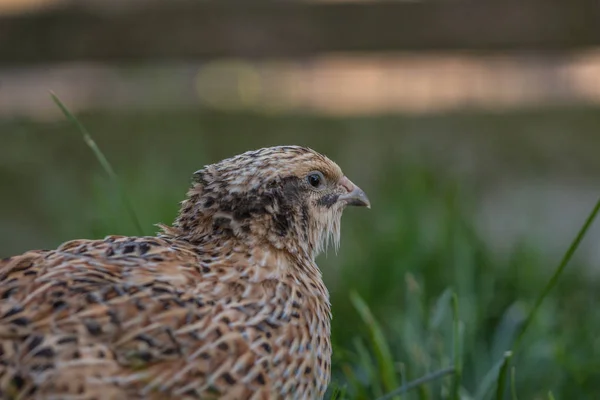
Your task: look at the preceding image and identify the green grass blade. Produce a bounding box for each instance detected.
[430,288,453,330]
[50,92,144,236]
[474,352,512,400]
[495,351,513,400]
[451,292,462,400]
[513,195,600,350]
[376,367,455,400]
[330,384,347,400]
[397,363,407,399]
[353,337,382,398]
[341,362,368,400]
[548,391,556,400]
[350,291,399,397]
[510,367,518,400]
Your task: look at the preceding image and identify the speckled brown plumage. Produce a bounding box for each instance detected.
[0,146,370,400]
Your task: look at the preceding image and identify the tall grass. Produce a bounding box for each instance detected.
[344,172,600,400]
[50,92,144,236]
[328,160,600,399]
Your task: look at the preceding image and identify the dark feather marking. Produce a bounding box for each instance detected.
[3,306,23,318]
[27,335,44,352]
[32,347,55,358]
[12,317,30,326]
[316,194,339,208]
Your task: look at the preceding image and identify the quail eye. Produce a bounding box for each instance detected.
[307,172,325,189]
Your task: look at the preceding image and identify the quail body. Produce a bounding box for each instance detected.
[0,146,370,399]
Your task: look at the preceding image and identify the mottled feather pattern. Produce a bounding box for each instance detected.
[0,146,369,399]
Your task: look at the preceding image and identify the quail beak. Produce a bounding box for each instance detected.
[338,176,371,209]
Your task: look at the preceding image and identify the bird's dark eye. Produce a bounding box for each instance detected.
[307,171,325,189]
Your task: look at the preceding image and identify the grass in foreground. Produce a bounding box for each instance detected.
[329,163,600,399]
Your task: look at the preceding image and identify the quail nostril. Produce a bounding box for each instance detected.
[339,176,355,193]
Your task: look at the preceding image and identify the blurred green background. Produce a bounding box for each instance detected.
[2,0,600,399]
[3,108,600,399]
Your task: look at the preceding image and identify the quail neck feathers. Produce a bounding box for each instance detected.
[0,145,370,399]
